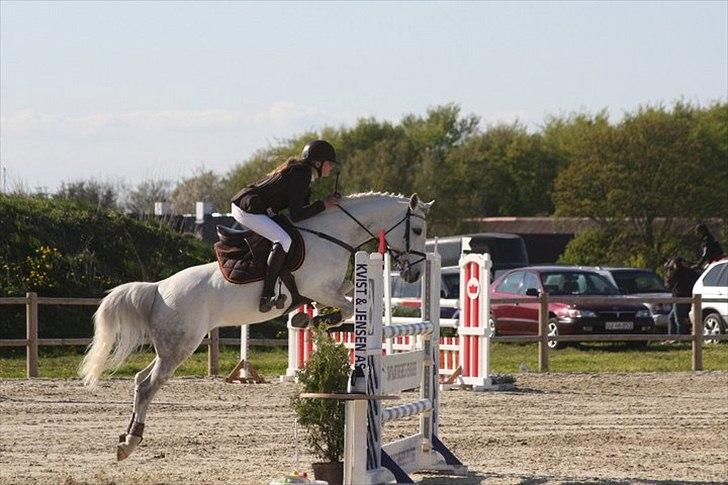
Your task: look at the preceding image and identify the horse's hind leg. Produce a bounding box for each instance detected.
[120,358,157,441]
[117,352,189,461]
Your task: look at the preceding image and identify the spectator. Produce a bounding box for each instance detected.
[695,223,725,269]
[664,257,699,334]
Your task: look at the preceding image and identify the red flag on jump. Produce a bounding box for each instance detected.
[378,230,387,255]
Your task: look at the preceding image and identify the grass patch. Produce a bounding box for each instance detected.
[0,342,726,379]
[0,346,288,379]
[489,342,728,373]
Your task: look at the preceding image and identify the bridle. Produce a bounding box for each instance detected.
[295,203,428,272]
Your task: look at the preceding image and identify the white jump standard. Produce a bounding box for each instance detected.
[344,251,466,484]
[284,252,498,391]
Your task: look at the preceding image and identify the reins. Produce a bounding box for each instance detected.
[294,202,427,270]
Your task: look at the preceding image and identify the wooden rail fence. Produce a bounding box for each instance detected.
[0,292,285,377]
[1,293,726,377]
[489,294,728,371]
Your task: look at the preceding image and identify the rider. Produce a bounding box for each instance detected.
[664,257,699,334]
[230,140,340,312]
[695,223,725,269]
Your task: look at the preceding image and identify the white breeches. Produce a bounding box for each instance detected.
[231,204,292,252]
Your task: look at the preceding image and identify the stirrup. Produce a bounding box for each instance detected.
[260,294,287,313]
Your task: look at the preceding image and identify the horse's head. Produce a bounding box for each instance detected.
[385,193,433,283]
[322,192,434,283]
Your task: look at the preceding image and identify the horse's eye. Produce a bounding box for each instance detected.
[412,228,422,236]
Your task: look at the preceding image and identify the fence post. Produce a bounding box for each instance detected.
[538,291,549,372]
[208,327,219,376]
[239,324,249,379]
[691,294,702,371]
[26,292,39,378]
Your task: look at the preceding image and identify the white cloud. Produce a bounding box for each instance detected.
[0,102,323,135]
[266,101,322,123]
[482,109,531,126]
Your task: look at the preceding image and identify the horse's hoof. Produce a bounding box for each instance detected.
[116,434,142,461]
[312,311,343,329]
[290,312,311,329]
[274,294,287,309]
[259,297,274,313]
[117,444,129,461]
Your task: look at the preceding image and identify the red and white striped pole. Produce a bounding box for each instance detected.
[458,253,494,391]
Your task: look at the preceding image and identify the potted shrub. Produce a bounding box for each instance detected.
[291,326,350,485]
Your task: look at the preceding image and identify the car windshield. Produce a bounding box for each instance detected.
[610,270,667,294]
[540,271,620,296]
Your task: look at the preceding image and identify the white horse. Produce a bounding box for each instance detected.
[80,192,431,460]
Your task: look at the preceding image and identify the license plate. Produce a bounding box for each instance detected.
[605,321,633,330]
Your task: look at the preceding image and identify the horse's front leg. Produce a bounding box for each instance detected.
[308,287,354,327]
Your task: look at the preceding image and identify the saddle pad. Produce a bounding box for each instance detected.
[214,219,305,285]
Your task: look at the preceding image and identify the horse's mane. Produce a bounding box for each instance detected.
[335,191,433,217]
[340,191,409,202]
[301,191,430,229]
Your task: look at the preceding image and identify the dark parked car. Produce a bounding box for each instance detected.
[586,267,673,332]
[427,233,529,278]
[490,266,655,348]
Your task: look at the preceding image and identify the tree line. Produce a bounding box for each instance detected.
[11,101,728,271]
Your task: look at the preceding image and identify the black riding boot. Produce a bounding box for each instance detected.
[259,242,287,313]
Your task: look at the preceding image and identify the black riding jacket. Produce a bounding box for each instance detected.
[231,164,325,222]
[698,235,725,267]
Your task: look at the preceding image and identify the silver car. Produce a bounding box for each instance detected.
[582,267,673,332]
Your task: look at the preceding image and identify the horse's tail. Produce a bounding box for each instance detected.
[80,282,159,389]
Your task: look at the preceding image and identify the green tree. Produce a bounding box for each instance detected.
[220,104,483,234]
[439,122,559,234]
[553,102,728,269]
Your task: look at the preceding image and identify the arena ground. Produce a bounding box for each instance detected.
[1,371,726,484]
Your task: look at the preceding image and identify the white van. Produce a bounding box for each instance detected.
[691,258,728,337]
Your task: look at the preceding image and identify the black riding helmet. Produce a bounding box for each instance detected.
[301,140,336,177]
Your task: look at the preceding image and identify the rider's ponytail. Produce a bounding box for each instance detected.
[267,156,306,176]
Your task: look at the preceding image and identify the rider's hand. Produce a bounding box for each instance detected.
[324,194,341,209]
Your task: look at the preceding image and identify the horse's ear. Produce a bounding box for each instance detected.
[408,193,420,211]
[424,199,435,213]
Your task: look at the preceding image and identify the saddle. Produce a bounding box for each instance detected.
[214,214,306,286]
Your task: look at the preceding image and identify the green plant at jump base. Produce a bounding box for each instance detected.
[290,327,350,464]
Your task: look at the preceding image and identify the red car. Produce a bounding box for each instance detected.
[490,266,655,348]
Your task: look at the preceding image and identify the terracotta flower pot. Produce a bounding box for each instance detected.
[311,461,343,485]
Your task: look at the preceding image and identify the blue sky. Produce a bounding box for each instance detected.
[1,1,726,192]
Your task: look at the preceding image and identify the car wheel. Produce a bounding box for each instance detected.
[547,318,564,349]
[489,316,497,336]
[703,312,725,344]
